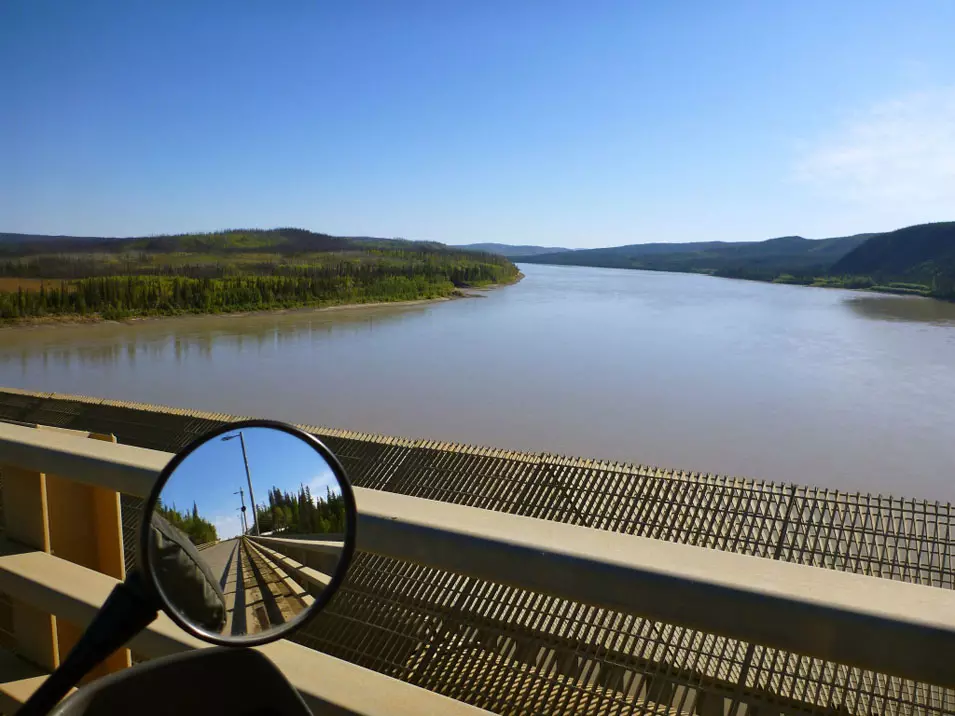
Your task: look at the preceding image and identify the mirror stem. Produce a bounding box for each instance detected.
[19,571,159,716]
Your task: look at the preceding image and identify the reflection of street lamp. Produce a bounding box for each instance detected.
[234,489,248,535]
[222,432,259,535]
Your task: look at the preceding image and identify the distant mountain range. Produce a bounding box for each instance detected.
[5,222,953,299]
[506,222,955,299]
[456,243,571,257]
[515,233,874,273]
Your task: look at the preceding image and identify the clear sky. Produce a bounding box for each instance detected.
[161,427,340,540]
[3,1,954,248]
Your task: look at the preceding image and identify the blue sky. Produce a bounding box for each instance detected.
[2,1,954,248]
[161,427,339,540]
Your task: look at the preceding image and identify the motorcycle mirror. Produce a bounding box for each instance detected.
[139,421,357,646]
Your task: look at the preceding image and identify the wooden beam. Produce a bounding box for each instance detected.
[0,463,58,672]
[46,431,130,679]
[0,648,75,711]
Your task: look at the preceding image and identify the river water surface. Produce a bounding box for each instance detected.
[1,264,954,500]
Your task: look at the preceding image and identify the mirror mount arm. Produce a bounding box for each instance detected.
[19,571,159,716]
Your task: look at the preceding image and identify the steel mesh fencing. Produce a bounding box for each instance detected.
[0,389,952,715]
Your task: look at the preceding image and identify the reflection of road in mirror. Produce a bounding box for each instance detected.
[152,425,347,637]
[198,539,242,635]
[196,537,315,636]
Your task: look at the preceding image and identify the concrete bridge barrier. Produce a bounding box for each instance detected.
[0,387,952,715]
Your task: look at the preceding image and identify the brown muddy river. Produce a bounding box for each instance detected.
[2,264,954,500]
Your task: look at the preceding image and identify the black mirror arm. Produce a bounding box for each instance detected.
[19,571,159,716]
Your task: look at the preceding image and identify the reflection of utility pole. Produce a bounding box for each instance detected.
[222,432,259,535]
[234,489,248,535]
[236,507,247,535]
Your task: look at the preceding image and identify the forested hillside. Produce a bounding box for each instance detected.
[458,243,570,257]
[517,222,955,299]
[830,222,955,298]
[0,229,520,321]
[517,234,872,277]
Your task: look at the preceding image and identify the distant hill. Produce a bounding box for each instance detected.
[831,222,955,285]
[0,229,447,256]
[457,243,570,257]
[519,221,955,299]
[517,233,875,278]
[349,236,448,251]
[0,232,118,247]
[8,223,952,300]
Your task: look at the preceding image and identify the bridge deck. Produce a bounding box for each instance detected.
[0,387,951,715]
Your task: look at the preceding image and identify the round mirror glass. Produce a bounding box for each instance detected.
[142,423,355,644]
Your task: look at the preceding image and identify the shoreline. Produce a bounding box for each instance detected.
[0,274,524,331]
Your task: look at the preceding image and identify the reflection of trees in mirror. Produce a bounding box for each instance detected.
[155,499,218,545]
[254,485,345,535]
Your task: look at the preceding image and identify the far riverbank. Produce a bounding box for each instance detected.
[0,273,524,331]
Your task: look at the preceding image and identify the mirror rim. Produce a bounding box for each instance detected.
[138,419,358,647]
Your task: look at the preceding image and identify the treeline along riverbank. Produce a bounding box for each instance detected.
[0,229,521,321]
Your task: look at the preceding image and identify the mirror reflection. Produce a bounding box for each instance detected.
[148,426,347,640]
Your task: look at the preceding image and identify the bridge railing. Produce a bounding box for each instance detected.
[248,534,342,587]
[0,421,490,716]
[2,421,955,711]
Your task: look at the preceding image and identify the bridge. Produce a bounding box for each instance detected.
[194,535,336,636]
[0,387,952,715]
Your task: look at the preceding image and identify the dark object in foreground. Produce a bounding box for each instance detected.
[50,648,312,716]
[149,513,227,632]
[17,420,357,716]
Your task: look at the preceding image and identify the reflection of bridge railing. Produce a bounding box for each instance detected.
[0,422,489,715]
[249,534,342,586]
[247,536,338,594]
[3,419,955,715]
[243,538,316,609]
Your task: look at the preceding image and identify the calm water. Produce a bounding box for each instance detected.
[2,264,954,500]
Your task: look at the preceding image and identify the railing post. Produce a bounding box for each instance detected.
[45,430,130,679]
[0,464,59,671]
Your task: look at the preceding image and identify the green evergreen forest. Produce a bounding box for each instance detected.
[0,229,521,321]
[254,484,347,535]
[155,500,219,546]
